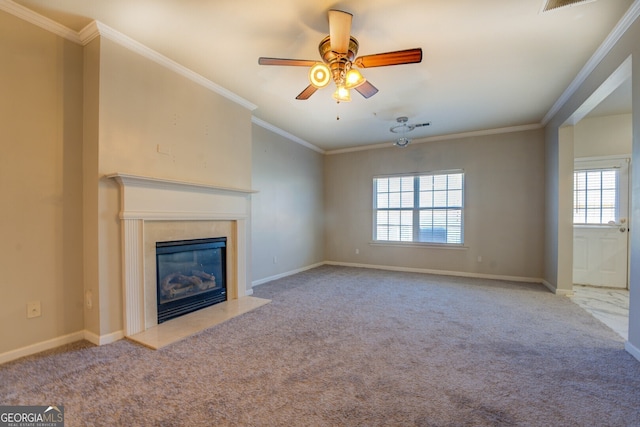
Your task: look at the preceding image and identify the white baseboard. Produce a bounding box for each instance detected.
[325,261,544,285]
[542,279,574,296]
[83,329,124,346]
[0,329,127,365]
[251,262,325,287]
[252,261,573,297]
[0,331,85,365]
[625,340,640,362]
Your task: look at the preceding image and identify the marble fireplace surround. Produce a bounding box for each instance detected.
[109,173,254,336]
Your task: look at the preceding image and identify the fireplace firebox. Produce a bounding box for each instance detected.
[156,237,227,323]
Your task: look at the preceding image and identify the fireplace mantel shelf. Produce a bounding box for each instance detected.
[107,173,257,195]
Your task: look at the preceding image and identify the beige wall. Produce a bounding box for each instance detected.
[85,37,254,337]
[0,11,85,353]
[324,129,545,279]
[83,37,101,335]
[97,38,252,188]
[0,12,254,354]
[575,113,632,158]
[251,124,324,283]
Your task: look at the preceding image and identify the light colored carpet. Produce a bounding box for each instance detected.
[1,265,639,426]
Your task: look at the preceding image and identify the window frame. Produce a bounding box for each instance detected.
[573,167,619,226]
[372,170,465,246]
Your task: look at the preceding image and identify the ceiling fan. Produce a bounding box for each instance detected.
[258,9,422,102]
[391,116,431,147]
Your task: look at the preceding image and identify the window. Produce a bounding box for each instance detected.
[573,168,617,225]
[374,172,464,244]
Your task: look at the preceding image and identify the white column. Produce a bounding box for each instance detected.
[122,219,145,335]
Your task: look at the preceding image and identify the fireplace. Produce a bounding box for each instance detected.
[110,173,253,337]
[156,237,227,323]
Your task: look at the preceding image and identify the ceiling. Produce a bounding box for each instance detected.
[11,0,635,151]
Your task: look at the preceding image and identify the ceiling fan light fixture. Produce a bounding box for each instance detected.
[344,68,366,89]
[394,137,411,148]
[309,63,331,88]
[332,85,351,102]
[390,117,430,147]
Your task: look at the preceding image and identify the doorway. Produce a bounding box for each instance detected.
[565,56,632,339]
[573,156,630,289]
[567,57,632,290]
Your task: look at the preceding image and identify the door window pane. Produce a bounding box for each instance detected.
[573,169,618,225]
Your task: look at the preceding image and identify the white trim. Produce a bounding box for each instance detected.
[543,0,640,125]
[252,117,324,154]
[0,331,85,365]
[83,329,125,346]
[78,20,100,45]
[105,173,255,195]
[91,23,257,111]
[0,0,81,43]
[253,260,549,288]
[625,340,640,362]
[0,329,128,365]
[542,279,574,296]
[0,1,257,112]
[252,262,326,287]
[324,261,544,284]
[564,56,632,126]
[109,173,252,336]
[325,124,542,155]
[120,211,250,221]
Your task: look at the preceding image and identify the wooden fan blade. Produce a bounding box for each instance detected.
[328,9,352,54]
[353,48,423,68]
[354,81,379,99]
[258,57,317,67]
[296,85,318,100]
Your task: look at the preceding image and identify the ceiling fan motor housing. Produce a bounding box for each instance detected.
[319,35,359,86]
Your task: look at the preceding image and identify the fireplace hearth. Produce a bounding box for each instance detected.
[156,237,227,323]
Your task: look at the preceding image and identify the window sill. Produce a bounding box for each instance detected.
[369,241,468,250]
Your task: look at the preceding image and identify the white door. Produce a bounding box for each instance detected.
[573,157,630,288]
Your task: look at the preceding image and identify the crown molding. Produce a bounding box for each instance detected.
[0,0,81,43]
[252,117,325,154]
[91,22,257,111]
[564,55,632,126]
[1,0,256,111]
[78,20,100,45]
[325,123,543,155]
[542,0,640,125]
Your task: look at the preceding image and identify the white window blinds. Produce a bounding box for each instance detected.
[374,172,464,244]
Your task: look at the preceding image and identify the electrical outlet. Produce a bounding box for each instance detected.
[355,248,360,254]
[477,256,483,263]
[273,256,277,264]
[27,301,41,318]
[86,290,93,309]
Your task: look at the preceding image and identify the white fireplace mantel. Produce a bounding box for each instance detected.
[108,173,256,336]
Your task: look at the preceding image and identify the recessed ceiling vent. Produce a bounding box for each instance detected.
[542,0,596,12]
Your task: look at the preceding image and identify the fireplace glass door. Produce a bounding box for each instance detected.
[156,237,226,323]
